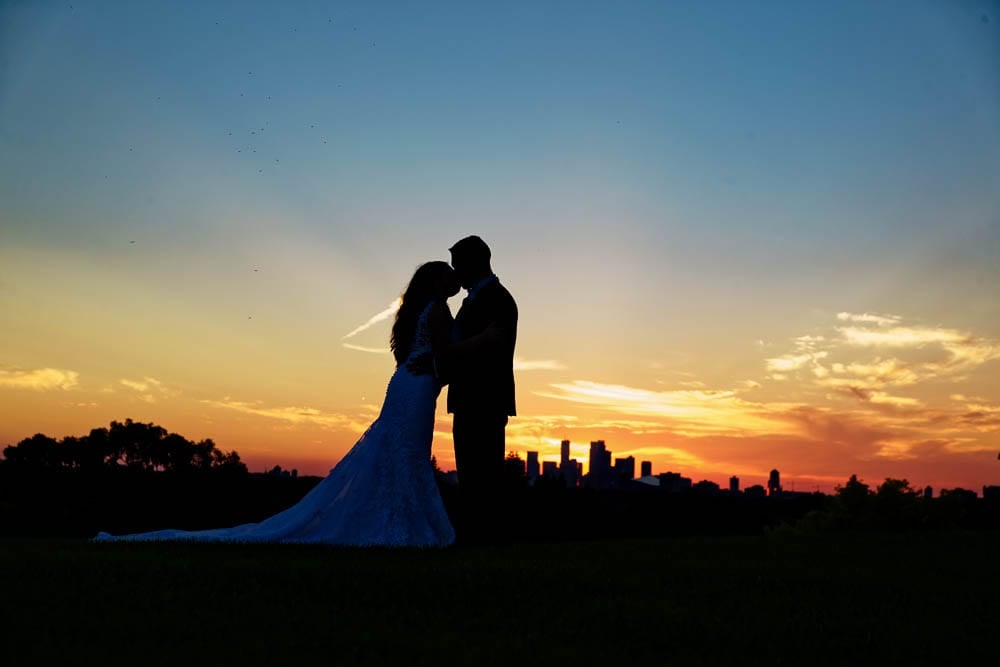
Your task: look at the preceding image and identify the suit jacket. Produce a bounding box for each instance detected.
[446,277,517,416]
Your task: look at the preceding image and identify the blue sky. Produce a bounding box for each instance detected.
[1,0,998,486]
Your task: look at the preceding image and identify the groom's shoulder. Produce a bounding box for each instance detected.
[486,279,517,307]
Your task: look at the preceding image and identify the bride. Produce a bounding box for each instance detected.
[94,261,461,546]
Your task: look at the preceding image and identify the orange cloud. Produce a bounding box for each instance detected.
[201,398,369,432]
[538,380,798,437]
[767,314,1000,413]
[119,376,180,404]
[514,358,567,371]
[0,367,79,391]
[836,312,902,327]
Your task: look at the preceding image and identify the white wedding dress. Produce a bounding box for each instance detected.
[94,302,455,547]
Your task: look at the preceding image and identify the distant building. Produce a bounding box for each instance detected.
[588,440,613,488]
[542,461,559,478]
[692,479,721,494]
[923,485,933,499]
[658,472,693,493]
[614,456,635,482]
[641,461,652,477]
[768,469,782,496]
[558,441,579,487]
[526,451,540,484]
[941,488,977,501]
[744,484,766,498]
[561,459,581,488]
[263,465,297,478]
[729,476,740,493]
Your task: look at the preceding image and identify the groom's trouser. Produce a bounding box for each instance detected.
[453,412,508,492]
[453,411,508,536]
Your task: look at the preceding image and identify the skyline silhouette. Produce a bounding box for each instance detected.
[4,419,997,497]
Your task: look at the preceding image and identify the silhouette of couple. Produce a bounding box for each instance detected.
[95,236,517,546]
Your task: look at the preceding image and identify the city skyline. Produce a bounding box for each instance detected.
[2,1,999,494]
[511,439,896,496]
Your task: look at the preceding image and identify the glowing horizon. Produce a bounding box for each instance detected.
[2,1,998,494]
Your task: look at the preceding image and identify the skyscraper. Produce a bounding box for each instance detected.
[614,456,635,482]
[526,451,540,484]
[730,476,740,493]
[562,459,580,487]
[767,469,782,496]
[559,439,577,486]
[589,440,612,488]
[641,461,652,477]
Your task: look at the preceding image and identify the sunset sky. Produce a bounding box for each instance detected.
[2,1,998,493]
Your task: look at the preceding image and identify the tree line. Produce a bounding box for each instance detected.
[782,474,993,533]
[1,419,247,474]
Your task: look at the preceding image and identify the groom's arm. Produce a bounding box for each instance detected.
[408,290,517,375]
[407,310,504,377]
[447,292,517,362]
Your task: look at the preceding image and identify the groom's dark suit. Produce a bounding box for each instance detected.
[447,275,517,496]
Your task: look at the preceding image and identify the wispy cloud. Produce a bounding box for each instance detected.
[837,323,1000,379]
[342,343,390,354]
[839,325,970,348]
[342,299,401,340]
[842,387,923,408]
[514,358,566,371]
[793,335,827,350]
[120,378,157,393]
[819,359,923,389]
[769,313,1000,393]
[678,380,706,388]
[0,367,79,391]
[766,351,828,373]
[202,398,368,432]
[538,380,796,437]
[605,445,706,469]
[836,312,902,327]
[119,376,178,404]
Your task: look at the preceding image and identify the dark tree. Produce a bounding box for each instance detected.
[503,451,527,487]
[835,474,872,512]
[0,419,247,475]
[2,434,60,468]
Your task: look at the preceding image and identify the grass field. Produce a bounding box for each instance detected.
[2,531,997,666]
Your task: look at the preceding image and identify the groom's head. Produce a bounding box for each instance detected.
[449,235,492,289]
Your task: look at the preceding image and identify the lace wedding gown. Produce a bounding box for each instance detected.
[94,302,455,547]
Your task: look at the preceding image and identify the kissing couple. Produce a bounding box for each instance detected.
[96,235,517,546]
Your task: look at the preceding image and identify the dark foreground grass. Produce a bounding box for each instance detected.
[2,531,997,666]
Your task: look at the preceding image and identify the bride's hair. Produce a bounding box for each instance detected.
[391,261,453,365]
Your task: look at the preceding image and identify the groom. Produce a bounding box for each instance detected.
[414,235,517,539]
[446,236,518,497]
